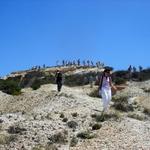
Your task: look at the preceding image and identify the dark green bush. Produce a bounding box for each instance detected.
[114,77,127,85]
[60,113,65,118]
[77,131,95,139]
[8,125,27,134]
[143,108,150,116]
[71,112,78,117]
[113,70,128,79]
[0,79,21,95]
[62,118,68,122]
[31,79,41,90]
[92,123,102,130]
[67,121,78,129]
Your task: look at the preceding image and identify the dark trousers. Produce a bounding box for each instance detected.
[57,82,62,92]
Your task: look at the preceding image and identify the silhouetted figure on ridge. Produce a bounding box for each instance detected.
[128,65,132,81]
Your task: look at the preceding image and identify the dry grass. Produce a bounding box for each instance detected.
[48,130,68,144]
[138,97,150,115]
[128,112,147,121]
[0,134,16,145]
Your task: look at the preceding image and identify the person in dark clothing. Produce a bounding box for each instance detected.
[55,70,63,92]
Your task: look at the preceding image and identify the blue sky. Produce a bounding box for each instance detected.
[0,0,150,76]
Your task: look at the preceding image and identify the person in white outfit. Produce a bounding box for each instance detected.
[99,68,117,114]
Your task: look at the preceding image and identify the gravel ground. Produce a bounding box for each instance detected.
[0,81,150,150]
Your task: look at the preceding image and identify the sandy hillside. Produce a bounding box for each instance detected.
[0,81,150,150]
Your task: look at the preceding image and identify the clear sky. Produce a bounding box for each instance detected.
[0,0,150,76]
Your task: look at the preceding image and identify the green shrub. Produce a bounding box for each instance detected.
[60,113,65,118]
[31,79,41,90]
[95,114,105,122]
[71,112,78,118]
[91,114,97,118]
[67,121,78,129]
[143,88,150,93]
[77,131,95,139]
[8,125,27,134]
[62,118,68,122]
[70,136,78,147]
[0,79,21,95]
[114,77,127,85]
[46,113,52,120]
[48,130,68,144]
[143,108,150,116]
[139,68,150,81]
[92,111,121,122]
[112,95,134,112]
[92,123,102,130]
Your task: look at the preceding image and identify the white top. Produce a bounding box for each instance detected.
[102,76,111,89]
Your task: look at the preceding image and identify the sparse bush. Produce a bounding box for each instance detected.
[31,79,41,90]
[71,112,78,117]
[0,79,21,95]
[128,112,146,121]
[32,144,58,150]
[46,113,52,120]
[113,70,128,80]
[112,95,134,112]
[65,74,85,86]
[95,114,105,122]
[70,136,78,147]
[45,144,58,150]
[62,118,68,122]
[140,68,150,81]
[92,111,121,122]
[143,108,150,116]
[114,77,127,85]
[0,134,16,145]
[60,113,65,118]
[104,111,121,121]
[8,125,27,134]
[89,88,100,98]
[92,123,102,130]
[91,114,97,118]
[48,130,68,144]
[67,121,78,129]
[0,119,3,123]
[143,88,150,93]
[91,113,105,122]
[77,131,95,139]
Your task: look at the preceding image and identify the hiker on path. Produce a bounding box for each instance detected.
[128,65,132,81]
[55,70,63,92]
[99,68,117,114]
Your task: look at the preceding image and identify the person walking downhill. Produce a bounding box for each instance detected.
[99,68,117,118]
[55,70,63,92]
